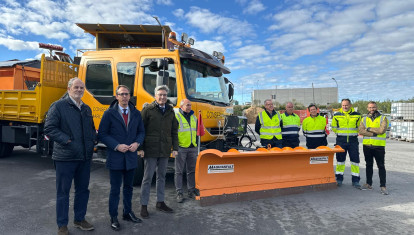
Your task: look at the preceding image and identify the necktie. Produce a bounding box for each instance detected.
[122,109,128,127]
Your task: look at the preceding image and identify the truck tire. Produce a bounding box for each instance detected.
[0,142,14,158]
[133,157,144,186]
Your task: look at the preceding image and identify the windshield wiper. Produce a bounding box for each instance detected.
[191,97,217,105]
[191,98,230,106]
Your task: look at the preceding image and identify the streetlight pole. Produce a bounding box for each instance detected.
[332,77,338,102]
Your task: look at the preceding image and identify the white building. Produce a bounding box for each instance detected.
[251,87,338,106]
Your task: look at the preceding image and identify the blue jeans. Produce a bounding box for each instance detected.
[55,160,91,227]
[109,169,135,217]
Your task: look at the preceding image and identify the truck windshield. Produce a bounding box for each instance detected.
[181,58,230,105]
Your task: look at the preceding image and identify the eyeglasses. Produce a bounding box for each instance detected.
[157,94,167,97]
[117,93,130,97]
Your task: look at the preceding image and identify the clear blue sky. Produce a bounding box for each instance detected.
[1,0,413,104]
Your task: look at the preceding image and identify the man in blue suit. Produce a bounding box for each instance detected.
[98,85,145,231]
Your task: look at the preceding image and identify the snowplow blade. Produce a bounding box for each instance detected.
[195,146,345,206]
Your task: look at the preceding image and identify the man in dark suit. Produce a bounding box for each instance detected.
[98,85,145,231]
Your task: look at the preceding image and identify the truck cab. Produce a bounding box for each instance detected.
[76,23,234,144]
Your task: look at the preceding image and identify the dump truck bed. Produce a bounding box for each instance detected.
[0,55,78,124]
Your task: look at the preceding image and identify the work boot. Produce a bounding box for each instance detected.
[187,191,195,199]
[361,183,373,190]
[140,205,149,219]
[380,187,389,195]
[156,201,174,213]
[176,193,184,203]
[73,219,94,231]
[336,180,343,187]
[58,226,68,235]
[352,182,362,189]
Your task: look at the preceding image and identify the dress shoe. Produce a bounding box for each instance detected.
[123,211,142,223]
[156,201,173,213]
[111,217,120,231]
[140,205,149,219]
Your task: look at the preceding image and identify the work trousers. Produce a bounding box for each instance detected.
[175,147,198,194]
[306,137,327,149]
[109,168,135,217]
[282,138,300,148]
[335,141,360,183]
[363,145,386,187]
[140,157,169,205]
[261,137,282,148]
[55,160,91,227]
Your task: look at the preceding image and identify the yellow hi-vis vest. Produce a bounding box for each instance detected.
[302,115,326,137]
[281,112,300,136]
[175,111,197,148]
[362,115,387,147]
[259,111,282,140]
[332,107,361,141]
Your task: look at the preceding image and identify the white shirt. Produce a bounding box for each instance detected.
[69,96,83,110]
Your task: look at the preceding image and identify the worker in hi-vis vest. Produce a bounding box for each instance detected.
[174,99,199,203]
[358,101,389,195]
[255,99,283,148]
[332,98,362,188]
[302,104,328,149]
[281,102,301,148]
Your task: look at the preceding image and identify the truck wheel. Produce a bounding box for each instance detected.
[133,157,144,186]
[0,142,14,158]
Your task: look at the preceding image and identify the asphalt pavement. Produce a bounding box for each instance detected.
[1,133,414,235]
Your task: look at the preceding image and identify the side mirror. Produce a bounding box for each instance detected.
[188,38,195,45]
[141,58,168,70]
[181,33,188,43]
[228,83,234,101]
[156,71,169,87]
[157,58,167,70]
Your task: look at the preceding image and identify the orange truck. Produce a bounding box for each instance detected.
[0,23,237,160]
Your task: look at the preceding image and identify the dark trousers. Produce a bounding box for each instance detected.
[363,145,386,187]
[335,141,360,183]
[306,137,327,149]
[109,169,135,217]
[175,147,198,194]
[55,160,91,227]
[261,138,283,148]
[282,138,300,148]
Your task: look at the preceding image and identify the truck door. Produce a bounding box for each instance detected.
[138,57,179,109]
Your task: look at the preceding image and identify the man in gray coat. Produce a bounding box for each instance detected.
[45,77,96,235]
[138,85,179,219]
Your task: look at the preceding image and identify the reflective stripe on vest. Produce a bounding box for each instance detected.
[259,111,282,140]
[302,115,326,138]
[175,111,197,148]
[281,113,300,136]
[332,109,361,142]
[362,115,387,147]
